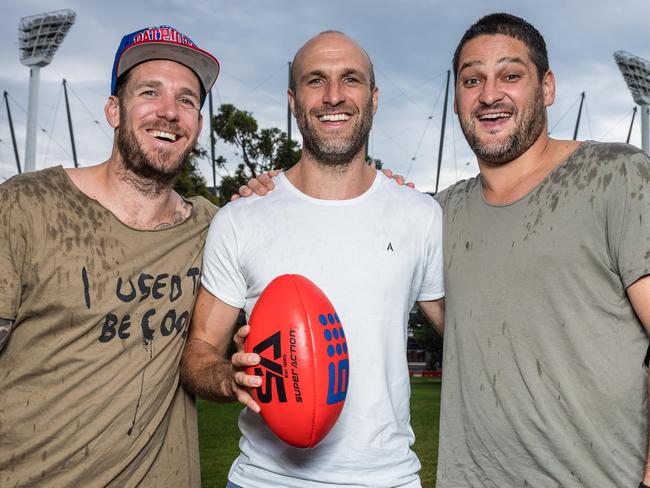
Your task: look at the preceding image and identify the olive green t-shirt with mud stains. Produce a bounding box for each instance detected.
[0,166,217,487]
[435,142,650,487]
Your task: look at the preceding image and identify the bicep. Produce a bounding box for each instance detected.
[417,298,445,336]
[189,286,241,356]
[608,153,650,288]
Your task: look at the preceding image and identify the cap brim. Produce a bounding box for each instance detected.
[117,42,220,93]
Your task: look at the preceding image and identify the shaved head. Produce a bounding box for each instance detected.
[289,31,375,93]
[288,30,378,167]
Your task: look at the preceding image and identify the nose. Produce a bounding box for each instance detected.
[478,78,504,106]
[156,94,180,121]
[322,80,345,107]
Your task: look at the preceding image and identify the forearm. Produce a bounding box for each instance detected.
[180,337,236,402]
[417,298,445,336]
[0,318,13,352]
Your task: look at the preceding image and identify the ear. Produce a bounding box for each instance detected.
[542,70,555,107]
[197,112,204,134]
[371,86,379,115]
[288,89,296,117]
[453,95,459,115]
[105,96,120,129]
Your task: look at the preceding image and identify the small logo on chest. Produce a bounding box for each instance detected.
[387,242,394,252]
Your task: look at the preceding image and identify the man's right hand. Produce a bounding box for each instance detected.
[230,324,262,412]
[378,167,415,188]
[180,287,262,410]
[231,170,279,201]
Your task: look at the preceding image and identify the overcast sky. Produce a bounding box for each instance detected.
[1,0,648,192]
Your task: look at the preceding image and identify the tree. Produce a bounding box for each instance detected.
[174,146,219,205]
[212,104,301,204]
[366,154,383,169]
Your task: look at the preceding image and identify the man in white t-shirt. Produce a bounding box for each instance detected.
[180,30,445,488]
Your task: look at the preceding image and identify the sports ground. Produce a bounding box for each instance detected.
[198,377,442,487]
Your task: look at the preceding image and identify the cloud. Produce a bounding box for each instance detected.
[1,0,648,186]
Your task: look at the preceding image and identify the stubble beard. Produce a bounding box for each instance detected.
[116,109,195,195]
[295,96,374,168]
[460,86,547,165]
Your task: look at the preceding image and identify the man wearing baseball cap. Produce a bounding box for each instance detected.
[0,25,219,486]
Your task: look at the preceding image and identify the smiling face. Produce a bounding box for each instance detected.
[454,34,554,165]
[289,32,378,167]
[106,59,203,187]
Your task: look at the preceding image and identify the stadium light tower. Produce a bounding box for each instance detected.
[19,8,76,171]
[614,51,650,155]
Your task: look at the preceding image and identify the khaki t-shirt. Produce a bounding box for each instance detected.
[435,142,650,487]
[0,166,217,487]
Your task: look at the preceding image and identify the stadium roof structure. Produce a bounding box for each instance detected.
[614,51,650,106]
[19,9,76,67]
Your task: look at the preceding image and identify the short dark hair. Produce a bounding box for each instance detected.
[113,64,206,107]
[452,13,549,82]
[289,30,375,93]
[114,68,133,100]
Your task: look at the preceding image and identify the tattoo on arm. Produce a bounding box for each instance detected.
[0,318,14,352]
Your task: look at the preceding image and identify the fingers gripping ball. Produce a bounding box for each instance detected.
[245,274,350,448]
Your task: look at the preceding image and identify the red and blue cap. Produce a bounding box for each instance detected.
[111,25,220,107]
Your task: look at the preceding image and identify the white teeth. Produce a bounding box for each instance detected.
[150,130,177,142]
[318,113,350,122]
[479,112,511,120]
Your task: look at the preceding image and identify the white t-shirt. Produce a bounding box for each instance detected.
[202,171,444,488]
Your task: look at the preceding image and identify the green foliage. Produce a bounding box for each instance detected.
[197,378,441,487]
[212,104,301,204]
[174,147,219,205]
[366,154,383,169]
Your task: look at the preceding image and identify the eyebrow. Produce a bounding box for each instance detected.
[300,68,368,83]
[459,56,527,74]
[131,80,163,92]
[341,68,367,81]
[131,80,200,99]
[177,87,200,100]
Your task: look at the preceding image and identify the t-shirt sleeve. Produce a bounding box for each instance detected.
[200,205,246,308]
[0,188,27,321]
[608,150,650,288]
[433,187,449,211]
[417,198,445,301]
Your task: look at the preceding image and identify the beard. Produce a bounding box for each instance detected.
[459,86,547,165]
[295,95,374,168]
[116,109,195,193]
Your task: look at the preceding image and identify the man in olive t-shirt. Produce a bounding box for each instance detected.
[0,25,219,486]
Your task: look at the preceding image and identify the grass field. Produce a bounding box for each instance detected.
[198,377,441,487]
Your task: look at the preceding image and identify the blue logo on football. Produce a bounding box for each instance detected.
[318,313,349,405]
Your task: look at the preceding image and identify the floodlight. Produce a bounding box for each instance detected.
[18,9,76,171]
[19,9,76,67]
[614,50,650,154]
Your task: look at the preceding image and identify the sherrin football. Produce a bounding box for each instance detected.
[245,274,350,448]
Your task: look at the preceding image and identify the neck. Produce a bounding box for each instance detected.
[65,150,190,230]
[285,147,376,199]
[478,133,581,205]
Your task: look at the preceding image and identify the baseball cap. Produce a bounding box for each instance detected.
[111,25,220,106]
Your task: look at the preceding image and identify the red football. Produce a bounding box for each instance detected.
[245,274,350,448]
